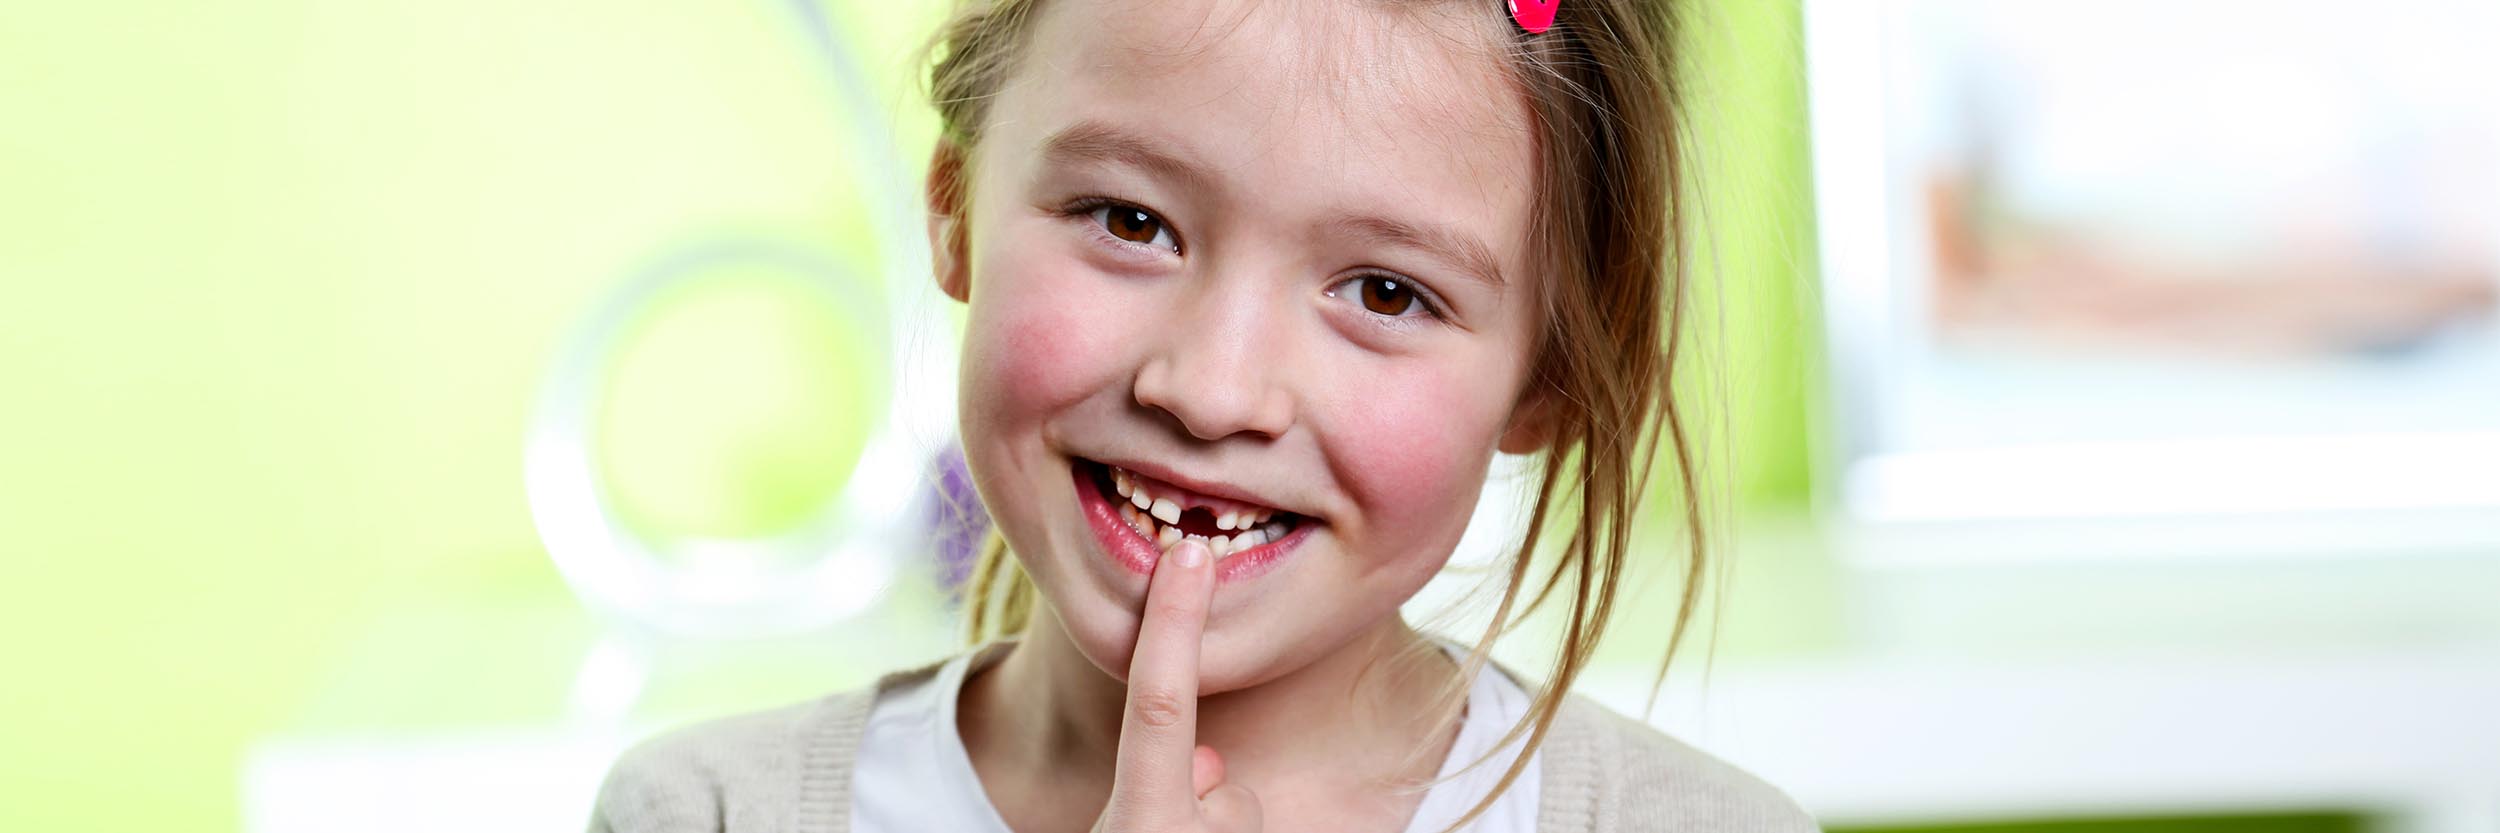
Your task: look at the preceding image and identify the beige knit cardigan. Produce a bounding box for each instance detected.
[588,654,1819,833]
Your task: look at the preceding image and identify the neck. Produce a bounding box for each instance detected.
[958,602,1463,830]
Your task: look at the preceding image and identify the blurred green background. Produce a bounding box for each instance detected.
[0,1,1796,827]
[2,0,941,827]
[7,0,2470,831]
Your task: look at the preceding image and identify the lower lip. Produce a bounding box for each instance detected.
[1073,463,1313,583]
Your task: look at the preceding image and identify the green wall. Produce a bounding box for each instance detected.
[1681,0,1823,511]
[1,0,935,827]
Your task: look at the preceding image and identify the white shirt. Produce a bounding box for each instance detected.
[850,643,1541,832]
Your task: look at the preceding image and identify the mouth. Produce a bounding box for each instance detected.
[1071,457,1314,578]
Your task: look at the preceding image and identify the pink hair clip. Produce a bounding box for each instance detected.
[1509,0,1556,34]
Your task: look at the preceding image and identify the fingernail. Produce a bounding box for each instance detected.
[1173,540,1208,568]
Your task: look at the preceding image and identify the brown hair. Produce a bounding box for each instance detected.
[934,0,1702,827]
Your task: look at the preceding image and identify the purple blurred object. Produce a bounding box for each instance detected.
[927,443,991,599]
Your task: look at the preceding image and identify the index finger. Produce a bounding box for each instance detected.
[1111,538,1216,814]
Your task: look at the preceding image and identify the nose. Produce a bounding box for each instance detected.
[1132,288,1295,442]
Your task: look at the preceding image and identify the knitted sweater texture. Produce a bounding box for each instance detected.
[588,658,1818,833]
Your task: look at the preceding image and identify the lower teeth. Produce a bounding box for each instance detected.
[1117,503,1284,559]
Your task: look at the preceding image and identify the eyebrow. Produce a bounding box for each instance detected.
[1039,119,1507,294]
[1333,213,1508,295]
[1039,119,1217,195]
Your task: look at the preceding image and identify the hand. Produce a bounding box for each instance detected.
[1091,540,1263,833]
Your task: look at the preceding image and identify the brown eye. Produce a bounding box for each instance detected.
[1358,276,1415,316]
[1089,204,1176,251]
[1105,207,1156,242]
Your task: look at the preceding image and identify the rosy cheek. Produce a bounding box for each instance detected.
[1331,365,1505,538]
[963,250,1133,422]
[976,301,1089,405]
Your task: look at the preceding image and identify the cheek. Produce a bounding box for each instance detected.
[969,299,1092,410]
[1328,362,1509,537]
[961,256,1128,427]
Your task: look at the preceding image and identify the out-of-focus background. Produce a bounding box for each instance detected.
[4,0,2495,831]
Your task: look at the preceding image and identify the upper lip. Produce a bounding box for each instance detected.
[1087,456,1311,520]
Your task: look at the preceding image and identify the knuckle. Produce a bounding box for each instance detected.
[1129,689,1191,729]
[1147,596,1200,623]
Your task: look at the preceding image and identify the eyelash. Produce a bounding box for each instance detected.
[1325,272,1450,326]
[1062,195,1182,256]
[1059,195,1451,326]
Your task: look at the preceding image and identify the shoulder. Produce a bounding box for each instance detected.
[585,687,878,833]
[1538,693,1819,833]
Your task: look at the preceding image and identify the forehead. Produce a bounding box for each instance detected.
[997,0,1538,268]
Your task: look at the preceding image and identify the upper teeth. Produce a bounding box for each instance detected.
[1112,467,1277,528]
[1109,466,1286,557]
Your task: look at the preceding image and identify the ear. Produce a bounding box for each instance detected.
[925,139,973,303]
[1496,381,1562,455]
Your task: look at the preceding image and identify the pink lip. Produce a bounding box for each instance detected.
[1073,462,1312,583]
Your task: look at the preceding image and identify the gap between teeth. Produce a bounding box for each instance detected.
[1108,467,1288,559]
[1111,468,1279,531]
[1117,502,1281,559]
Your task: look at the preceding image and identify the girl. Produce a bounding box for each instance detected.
[591,0,1814,830]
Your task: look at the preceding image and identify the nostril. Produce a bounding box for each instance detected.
[1131,351,1291,442]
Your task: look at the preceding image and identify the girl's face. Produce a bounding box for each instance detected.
[943,0,1547,692]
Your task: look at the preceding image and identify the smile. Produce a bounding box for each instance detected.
[1071,458,1314,578]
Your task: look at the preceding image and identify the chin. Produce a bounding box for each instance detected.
[1037,573,1404,699]
[1034,581,1278,693]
